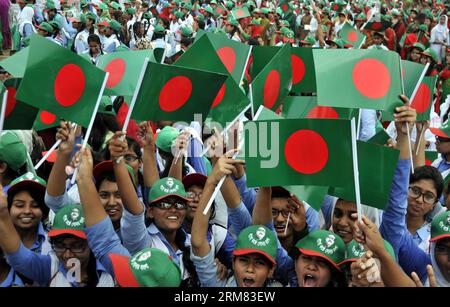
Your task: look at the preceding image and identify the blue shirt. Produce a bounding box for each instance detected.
[435,154,450,174]
[30,222,48,254]
[379,159,432,283]
[0,268,24,287]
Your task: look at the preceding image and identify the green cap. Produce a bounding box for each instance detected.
[261,7,269,14]
[356,12,366,20]
[8,172,48,216]
[98,96,115,116]
[205,5,214,15]
[210,0,217,4]
[126,7,136,15]
[148,177,189,204]
[391,9,400,16]
[250,18,260,25]
[153,24,165,34]
[48,204,86,239]
[247,0,255,7]
[284,29,294,40]
[123,0,131,4]
[98,2,109,10]
[430,211,450,242]
[295,230,346,271]
[195,13,205,21]
[418,24,429,32]
[174,10,185,19]
[0,132,28,172]
[422,47,439,63]
[327,38,344,48]
[183,2,193,10]
[109,248,182,287]
[300,35,316,46]
[430,120,450,139]
[143,12,153,19]
[85,12,97,21]
[233,225,277,265]
[226,1,234,9]
[109,19,122,32]
[79,14,87,24]
[339,240,396,266]
[155,126,179,152]
[37,22,54,33]
[181,26,193,37]
[280,20,290,27]
[49,20,61,30]
[226,18,239,27]
[45,0,56,10]
[411,42,426,52]
[110,2,121,10]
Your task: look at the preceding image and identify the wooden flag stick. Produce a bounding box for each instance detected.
[406,124,415,174]
[34,123,78,170]
[71,73,110,184]
[415,124,426,156]
[350,117,362,224]
[0,90,8,135]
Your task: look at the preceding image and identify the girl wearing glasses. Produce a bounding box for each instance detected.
[0,202,114,287]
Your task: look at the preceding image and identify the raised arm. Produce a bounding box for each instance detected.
[412,121,428,168]
[138,122,159,188]
[168,131,190,181]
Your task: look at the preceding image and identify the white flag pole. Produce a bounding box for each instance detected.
[71,72,110,184]
[0,90,8,135]
[399,57,414,173]
[351,118,362,224]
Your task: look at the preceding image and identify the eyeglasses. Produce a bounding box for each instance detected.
[435,245,450,256]
[435,135,450,143]
[408,186,437,205]
[52,242,87,254]
[124,154,139,162]
[186,191,202,200]
[154,201,187,210]
[271,208,290,218]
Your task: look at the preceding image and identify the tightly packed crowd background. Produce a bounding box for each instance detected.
[0,0,449,288]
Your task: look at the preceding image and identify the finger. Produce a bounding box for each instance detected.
[427,265,437,287]
[399,94,410,105]
[224,148,239,158]
[410,272,423,287]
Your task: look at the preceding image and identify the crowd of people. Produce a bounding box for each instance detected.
[0,0,449,288]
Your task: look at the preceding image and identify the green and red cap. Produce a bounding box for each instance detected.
[93,160,137,187]
[295,230,346,271]
[339,239,396,266]
[155,126,179,153]
[148,177,190,204]
[430,211,450,242]
[48,204,86,239]
[430,120,450,139]
[0,131,28,172]
[109,248,182,287]
[233,225,277,266]
[7,172,48,216]
[182,173,207,189]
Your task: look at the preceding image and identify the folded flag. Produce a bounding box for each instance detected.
[1,78,38,130]
[33,110,60,131]
[16,35,107,128]
[97,50,156,96]
[338,22,366,48]
[244,118,353,188]
[367,128,390,146]
[282,96,359,120]
[290,47,316,94]
[401,60,427,99]
[0,47,29,78]
[131,61,227,122]
[313,49,403,120]
[410,76,437,121]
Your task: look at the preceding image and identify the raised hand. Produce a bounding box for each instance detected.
[394,95,417,136]
[108,131,128,160]
[411,265,437,287]
[56,121,76,156]
[137,121,155,149]
[286,194,307,232]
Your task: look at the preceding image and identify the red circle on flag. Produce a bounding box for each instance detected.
[291,54,306,85]
[411,83,431,113]
[5,87,17,118]
[236,9,244,17]
[54,64,86,107]
[212,84,226,108]
[105,58,126,88]
[306,106,339,119]
[333,4,339,10]
[263,70,280,109]
[217,8,223,14]
[40,110,57,125]
[372,22,382,30]
[158,76,192,112]
[284,130,329,175]
[352,58,391,99]
[347,31,358,43]
[282,4,287,11]
[217,47,236,74]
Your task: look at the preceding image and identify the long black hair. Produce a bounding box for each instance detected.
[88,113,121,162]
[87,34,103,57]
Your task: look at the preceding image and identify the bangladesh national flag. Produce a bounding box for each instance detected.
[0,47,29,78]
[410,76,437,121]
[15,35,107,128]
[282,96,359,120]
[214,4,226,16]
[130,61,227,122]
[1,78,38,130]
[367,128,390,146]
[313,49,403,120]
[244,118,353,188]
[290,47,316,94]
[250,44,292,114]
[338,23,366,49]
[232,6,250,19]
[425,151,438,166]
[401,60,427,99]
[97,50,156,96]
[175,34,250,128]
[33,110,60,131]
[328,141,400,210]
[364,14,393,31]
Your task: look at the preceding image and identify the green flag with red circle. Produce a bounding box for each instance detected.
[15,35,107,128]
[175,34,250,128]
[425,151,438,166]
[313,49,403,120]
[401,60,427,99]
[410,76,437,121]
[290,47,316,94]
[231,6,250,19]
[130,61,227,122]
[214,4,226,16]
[338,22,366,49]
[250,44,292,114]
[0,47,29,78]
[97,50,156,96]
[244,118,353,187]
[1,78,38,130]
[282,96,359,120]
[33,109,60,131]
[328,141,400,210]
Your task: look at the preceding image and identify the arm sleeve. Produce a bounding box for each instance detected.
[232,174,257,213]
[227,201,252,236]
[120,203,152,255]
[305,204,320,231]
[190,244,226,287]
[6,243,51,284]
[215,230,236,269]
[358,109,377,141]
[85,217,131,277]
